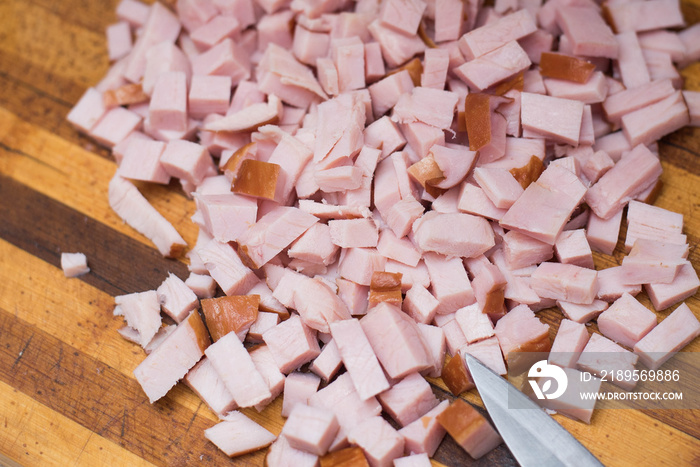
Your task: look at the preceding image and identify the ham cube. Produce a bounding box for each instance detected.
[621,239,688,285]
[403,284,440,324]
[184,357,237,417]
[549,319,590,368]
[348,417,405,467]
[393,453,431,467]
[602,79,675,126]
[596,266,642,303]
[188,75,232,119]
[282,372,321,418]
[520,92,584,146]
[266,436,318,467]
[61,252,90,278]
[310,339,343,382]
[115,290,162,349]
[455,303,495,343]
[392,87,459,131]
[107,21,133,61]
[238,206,318,269]
[186,272,217,298]
[249,345,286,410]
[494,305,550,373]
[457,183,509,221]
[436,399,502,460]
[156,273,198,323]
[90,107,142,148]
[161,140,216,186]
[398,400,449,457]
[360,303,433,379]
[530,262,598,305]
[204,411,277,457]
[453,41,531,91]
[576,333,639,390]
[555,7,618,58]
[196,193,257,243]
[556,299,609,324]
[288,223,339,266]
[148,71,188,132]
[309,372,383,449]
[645,263,700,311]
[367,20,426,69]
[586,209,623,255]
[338,247,387,286]
[330,318,391,400]
[416,323,446,378]
[555,229,594,269]
[377,373,439,427]
[331,37,366,93]
[434,0,463,42]
[205,331,272,408]
[201,295,259,342]
[473,167,525,209]
[421,48,450,89]
[67,87,108,134]
[604,0,684,34]
[597,293,657,348]
[116,0,150,27]
[293,277,352,332]
[621,91,690,147]
[543,71,608,104]
[423,252,475,314]
[458,9,538,60]
[379,0,427,35]
[412,211,495,259]
[634,303,700,370]
[191,38,251,85]
[263,314,321,374]
[329,218,379,248]
[377,229,421,267]
[368,71,415,119]
[441,351,474,395]
[197,239,258,296]
[684,90,700,127]
[282,404,339,456]
[134,311,211,403]
[585,144,663,220]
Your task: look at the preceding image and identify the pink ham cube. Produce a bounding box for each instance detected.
[398,400,449,457]
[282,404,339,456]
[412,211,495,259]
[263,315,321,374]
[148,71,188,132]
[348,416,405,467]
[360,303,433,379]
[188,75,232,119]
[160,140,216,186]
[597,293,657,348]
[530,262,598,305]
[423,252,475,314]
[548,319,590,368]
[634,303,700,370]
[377,373,439,427]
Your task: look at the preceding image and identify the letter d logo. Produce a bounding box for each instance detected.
[528,360,568,400]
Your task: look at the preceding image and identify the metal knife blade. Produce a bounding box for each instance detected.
[464,353,604,467]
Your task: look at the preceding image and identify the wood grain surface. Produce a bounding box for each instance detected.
[1,1,699,465]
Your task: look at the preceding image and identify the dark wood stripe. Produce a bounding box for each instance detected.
[661,128,700,177]
[0,307,232,466]
[0,175,189,297]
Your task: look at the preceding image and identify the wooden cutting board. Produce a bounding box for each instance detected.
[0,1,699,465]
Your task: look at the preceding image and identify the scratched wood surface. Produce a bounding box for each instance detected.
[1,0,700,466]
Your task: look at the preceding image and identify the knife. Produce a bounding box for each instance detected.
[463,353,605,467]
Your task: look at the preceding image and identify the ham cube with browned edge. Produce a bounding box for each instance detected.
[282,404,339,456]
[398,400,449,457]
[377,373,439,427]
[348,416,405,467]
[494,305,551,374]
[436,399,502,460]
[201,295,260,342]
[134,311,211,403]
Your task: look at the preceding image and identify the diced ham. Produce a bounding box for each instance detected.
[555,7,618,58]
[398,400,448,457]
[644,262,700,311]
[197,239,259,295]
[554,229,594,269]
[459,9,538,61]
[90,107,142,148]
[134,311,211,403]
[621,91,690,147]
[282,372,321,418]
[493,304,550,373]
[330,318,391,400]
[156,272,198,323]
[61,252,90,278]
[620,239,688,286]
[520,92,584,146]
[205,411,277,457]
[435,399,502,460]
[530,262,598,304]
[115,290,162,348]
[604,0,684,34]
[368,20,426,69]
[423,252,475,314]
[549,319,590,368]
[634,303,700,370]
[403,284,440,324]
[473,167,524,209]
[329,218,379,248]
[412,211,495,258]
[597,293,657,348]
[453,40,532,91]
[585,144,663,220]
[266,436,318,467]
[282,404,339,456]
[586,209,622,256]
[338,247,387,286]
[310,339,344,382]
[263,314,321,374]
[455,303,495,343]
[602,79,675,125]
[348,416,405,467]
[377,372,439,427]
[201,295,259,342]
[360,303,433,379]
[205,331,272,407]
[576,333,639,390]
[185,357,237,417]
[556,299,609,324]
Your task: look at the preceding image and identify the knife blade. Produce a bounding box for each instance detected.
[464,353,604,467]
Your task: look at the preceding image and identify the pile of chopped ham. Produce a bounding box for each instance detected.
[67,0,700,463]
